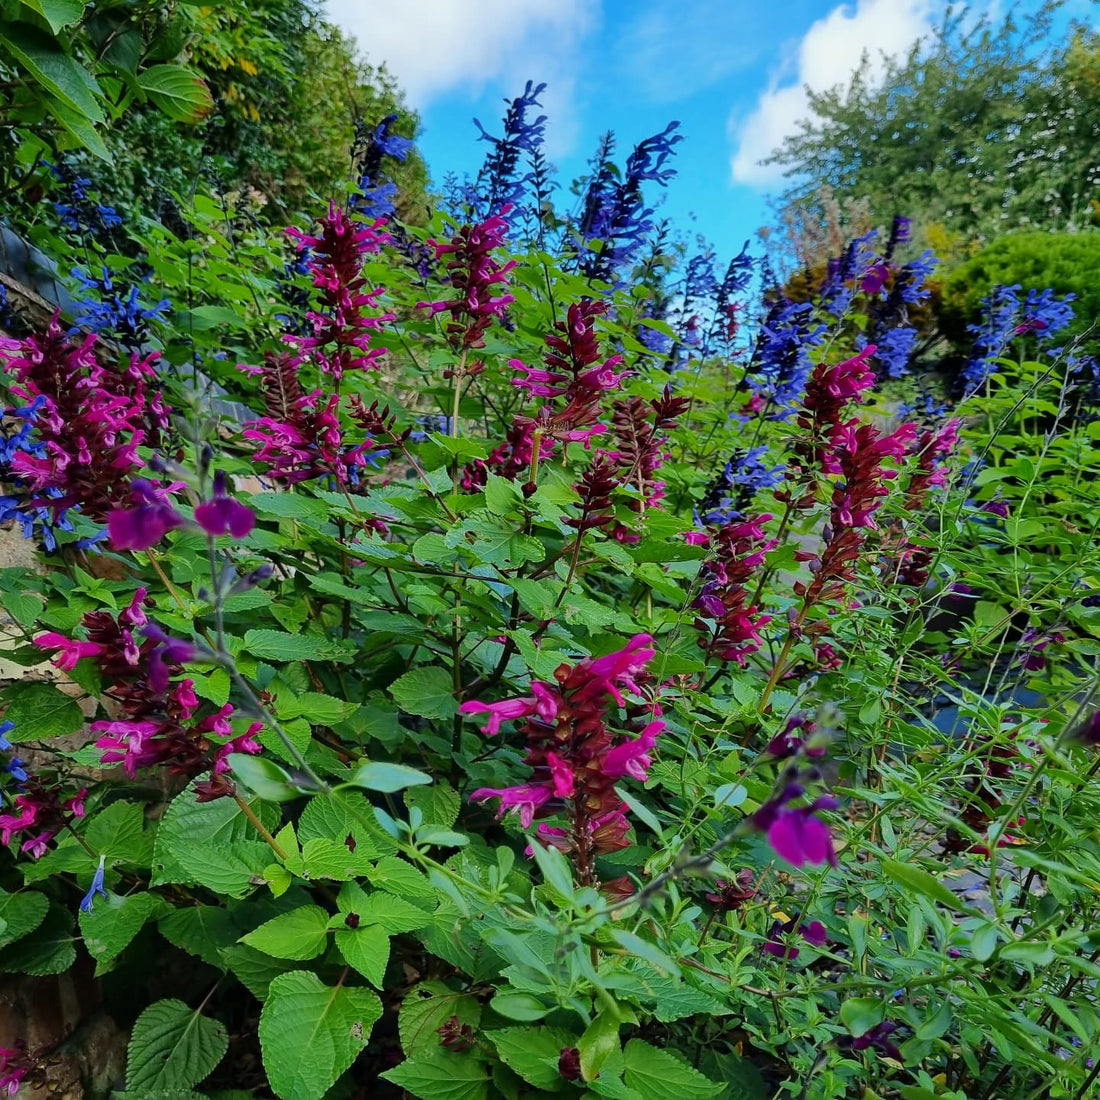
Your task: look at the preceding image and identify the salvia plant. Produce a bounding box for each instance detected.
[0,84,1098,1100]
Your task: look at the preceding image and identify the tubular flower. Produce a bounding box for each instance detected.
[37,592,259,799]
[511,300,626,449]
[905,419,961,509]
[751,784,839,869]
[793,346,878,475]
[194,470,255,539]
[242,353,377,487]
[0,318,170,540]
[693,515,777,666]
[418,208,516,349]
[465,636,662,888]
[0,780,86,858]
[285,203,393,378]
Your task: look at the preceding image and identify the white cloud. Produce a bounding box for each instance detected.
[324,0,597,143]
[729,0,934,187]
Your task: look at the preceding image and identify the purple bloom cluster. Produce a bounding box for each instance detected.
[352,114,415,219]
[468,81,549,218]
[71,267,171,349]
[0,395,73,550]
[576,122,682,284]
[749,300,828,409]
[962,283,1076,393]
[48,160,121,237]
[698,446,787,524]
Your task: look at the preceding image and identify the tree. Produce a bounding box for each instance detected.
[765,2,1100,261]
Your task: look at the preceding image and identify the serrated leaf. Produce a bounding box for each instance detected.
[2,681,83,740]
[622,1040,721,1100]
[490,1026,578,1090]
[1,21,103,122]
[398,981,482,1058]
[219,944,298,1001]
[79,892,156,970]
[0,889,48,949]
[335,924,389,987]
[240,906,329,960]
[243,629,354,664]
[405,783,460,829]
[259,970,381,1100]
[0,904,75,975]
[337,882,431,934]
[382,1050,489,1100]
[138,63,213,122]
[388,667,457,720]
[153,786,275,897]
[297,794,383,858]
[159,906,244,970]
[367,856,435,898]
[126,999,228,1093]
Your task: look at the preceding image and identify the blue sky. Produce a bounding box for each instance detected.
[325,0,1081,266]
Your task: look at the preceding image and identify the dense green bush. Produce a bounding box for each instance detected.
[940,231,1100,348]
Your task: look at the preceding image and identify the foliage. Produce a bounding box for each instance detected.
[1,71,1100,1100]
[940,231,1100,349]
[766,3,1100,257]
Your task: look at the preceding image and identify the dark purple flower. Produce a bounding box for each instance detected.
[142,623,196,693]
[108,479,184,550]
[849,1021,903,1062]
[763,917,828,958]
[753,785,839,868]
[194,471,255,539]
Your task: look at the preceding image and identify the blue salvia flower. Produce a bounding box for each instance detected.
[576,122,683,283]
[699,446,787,524]
[962,284,1075,393]
[702,244,755,357]
[48,161,122,237]
[0,397,72,551]
[749,299,827,409]
[71,266,171,348]
[352,114,415,219]
[80,855,108,914]
[468,81,548,218]
[894,250,938,305]
[0,721,13,752]
[867,326,918,380]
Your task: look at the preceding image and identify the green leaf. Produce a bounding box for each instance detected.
[382,1050,489,1100]
[881,859,977,915]
[335,924,390,987]
[337,883,430,934]
[0,21,104,122]
[622,1040,721,1100]
[159,906,244,970]
[0,889,48,949]
[153,786,274,897]
[0,904,75,975]
[126,999,228,1093]
[79,892,156,971]
[398,980,482,1057]
[16,0,85,34]
[970,922,999,962]
[839,997,884,1035]
[405,783,460,828]
[137,63,213,122]
[489,1026,578,1090]
[243,629,354,664]
[228,754,301,802]
[2,681,83,740]
[258,970,381,1100]
[367,856,435,899]
[488,992,549,1023]
[240,906,329,960]
[349,761,433,793]
[219,944,298,1001]
[579,1011,622,1083]
[388,666,458,720]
